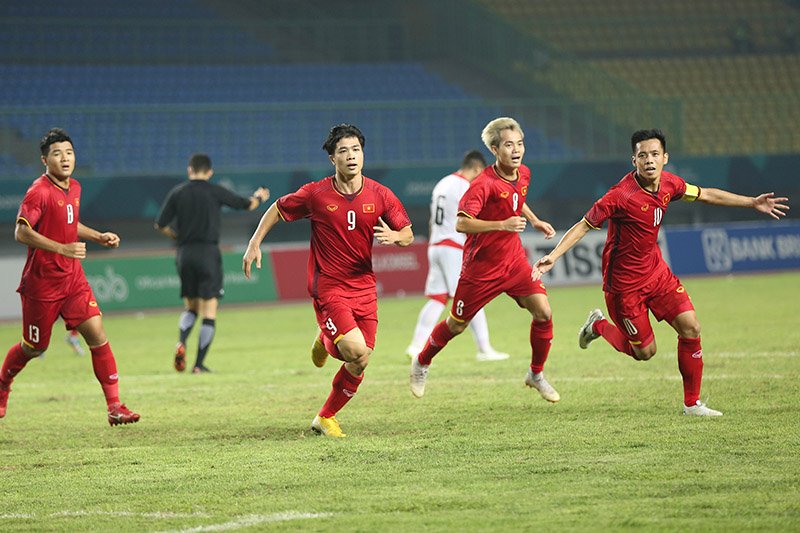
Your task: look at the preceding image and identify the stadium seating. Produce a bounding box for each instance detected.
[478,0,800,156]
[479,0,799,57]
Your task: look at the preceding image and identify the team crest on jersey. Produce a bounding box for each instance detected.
[662,193,671,205]
[363,203,375,213]
[326,204,339,212]
[57,200,64,207]
[641,204,649,211]
[500,191,510,198]
[521,186,528,195]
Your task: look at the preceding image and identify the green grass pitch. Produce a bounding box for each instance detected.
[0,272,798,531]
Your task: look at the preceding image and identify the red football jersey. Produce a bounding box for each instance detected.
[276,176,411,298]
[16,175,85,301]
[584,171,688,293]
[457,164,531,281]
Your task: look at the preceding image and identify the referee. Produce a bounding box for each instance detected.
[155,153,269,373]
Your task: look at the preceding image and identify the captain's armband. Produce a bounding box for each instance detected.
[682,183,701,202]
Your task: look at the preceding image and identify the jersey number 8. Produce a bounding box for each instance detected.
[67,204,74,225]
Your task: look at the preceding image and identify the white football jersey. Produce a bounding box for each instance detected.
[428,172,470,247]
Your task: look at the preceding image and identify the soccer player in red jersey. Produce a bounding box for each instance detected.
[0,128,140,426]
[242,124,413,437]
[409,117,561,402]
[534,129,790,416]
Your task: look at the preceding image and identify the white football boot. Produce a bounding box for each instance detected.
[524,369,560,403]
[579,308,605,349]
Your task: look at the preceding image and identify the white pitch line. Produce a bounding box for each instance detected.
[156,512,333,533]
[52,511,210,519]
[714,351,797,358]
[1,511,210,520]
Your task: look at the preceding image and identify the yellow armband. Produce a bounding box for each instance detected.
[682,183,700,202]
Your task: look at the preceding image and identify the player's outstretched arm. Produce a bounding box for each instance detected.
[697,189,790,220]
[373,218,413,246]
[243,201,281,279]
[522,203,555,239]
[456,214,526,234]
[78,222,120,248]
[532,219,592,280]
[15,223,86,259]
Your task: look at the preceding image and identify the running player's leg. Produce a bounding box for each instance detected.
[411,277,500,397]
[176,246,201,371]
[649,274,719,415]
[599,292,656,360]
[512,272,559,402]
[313,294,375,437]
[191,247,222,373]
[407,246,450,356]
[65,327,85,355]
[417,275,497,366]
[193,298,218,373]
[174,298,199,372]
[408,296,447,357]
[0,296,58,417]
[69,286,139,426]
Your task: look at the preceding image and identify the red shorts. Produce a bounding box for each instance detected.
[20,282,102,351]
[312,291,378,353]
[604,268,694,347]
[450,261,547,323]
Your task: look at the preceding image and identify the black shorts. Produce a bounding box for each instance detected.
[176,244,223,299]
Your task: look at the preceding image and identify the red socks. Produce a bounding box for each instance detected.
[594,319,635,357]
[90,342,120,406]
[530,318,553,373]
[417,320,457,366]
[319,364,364,418]
[0,343,32,390]
[677,337,703,406]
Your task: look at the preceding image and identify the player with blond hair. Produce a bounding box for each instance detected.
[410,117,560,401]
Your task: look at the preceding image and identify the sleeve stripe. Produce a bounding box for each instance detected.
[16,217,31,228]
[457,211,474,219]
[582,217,601,230]
[275,204,287,221]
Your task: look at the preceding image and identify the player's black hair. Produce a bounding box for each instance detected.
[631,129,667,153]
[322,124,365,155]
[39,128,73,155]
[461,150,487,169]
[188,153,213,172]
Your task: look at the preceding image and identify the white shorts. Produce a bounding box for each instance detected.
[424,245,463,297]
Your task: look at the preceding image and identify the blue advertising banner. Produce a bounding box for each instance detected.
[664,222,800,275]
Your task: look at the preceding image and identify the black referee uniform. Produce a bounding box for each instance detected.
[156,180,252,299]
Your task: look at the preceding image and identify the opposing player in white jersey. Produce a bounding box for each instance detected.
[406,150,510,362]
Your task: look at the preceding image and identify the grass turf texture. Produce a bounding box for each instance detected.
[0,272,798,531]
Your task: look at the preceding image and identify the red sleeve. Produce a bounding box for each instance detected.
[276,183,313,222]
[17,183,45,228]
[380,186,411,230]
[584,189,618,229]
[669,173,687,202]
[457,179,487,218]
